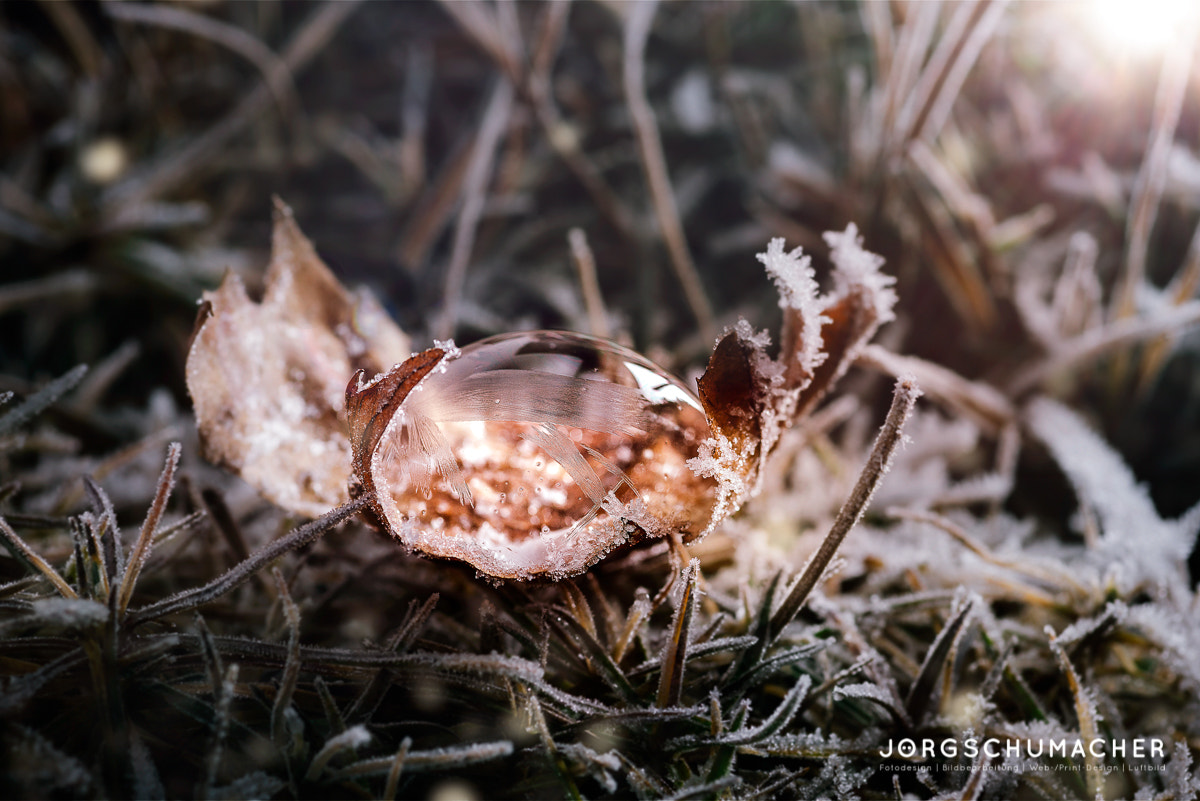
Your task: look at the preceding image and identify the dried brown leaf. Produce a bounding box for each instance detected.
[186,198,410,516]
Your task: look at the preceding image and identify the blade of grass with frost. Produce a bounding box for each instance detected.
[335,740,514,778]
[722,643,827,701]
[723,570,782,689]
[612,586,653,664]
[269,568,302,751]
[1027,397,1199,588]
[382,737,411,801]
[550,609,639,704]
[0,364,87,437]
[83,477,123,579]
[305,726,371,780]
[904,594,974,725]
[0,514,79,599]
[626,635,762,680]
[0,597,107,638]
[116,442,181,616]
[671,675,811,751]
[524,691,584,801]
[72,513,109,600]
[833,682,910,727]
[1047,627,1105,799]
[560,578,599,642]
[657,560,698,708]
[704,698,749,783]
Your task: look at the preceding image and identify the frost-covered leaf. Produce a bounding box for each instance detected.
[0,365,87,438]
[186,198,410,516]
[690,228,898,533]
[757,237,828,388]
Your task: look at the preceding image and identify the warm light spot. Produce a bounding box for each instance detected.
[1082,0,1199,57]
[79,137,128,184]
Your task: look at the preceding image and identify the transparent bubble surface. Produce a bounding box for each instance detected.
[370,331,716,579]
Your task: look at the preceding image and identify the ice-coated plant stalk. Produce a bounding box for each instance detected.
[127,495,370,628]
[768,375,921,642]
[657,559,698,708]
[382,737,411,801]
[0,514,79,600]
[116,442,181,616]
[269,567,302,749]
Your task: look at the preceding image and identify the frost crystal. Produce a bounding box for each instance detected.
[824,223,897,323]
[757,238,829,375]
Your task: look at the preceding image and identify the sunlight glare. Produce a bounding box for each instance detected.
[1083,0,1200,57]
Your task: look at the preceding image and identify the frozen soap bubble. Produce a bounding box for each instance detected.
[346,331,717,580]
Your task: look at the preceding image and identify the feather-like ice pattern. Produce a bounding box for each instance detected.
[581,443,642,500]
[410,412,472,505]
[418,369,649,435]
[520,423,607,506]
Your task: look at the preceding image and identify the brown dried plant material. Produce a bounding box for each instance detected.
[187,206,897,581]
[186,198,410,516]
[688,225,898,534]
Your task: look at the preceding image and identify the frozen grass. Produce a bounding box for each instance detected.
[3,2,1200,799]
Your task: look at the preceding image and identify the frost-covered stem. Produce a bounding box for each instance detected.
[768,376,921,641]
[270,568,302,749]
[568,228,610,339]
[127,496,370,628]
[0,364,86,437]
[306,726,371,781]
[623,0,714,340]
[1047,628,1104,799]
[657,560,698,709]
[382,737,411,801]
[1011,301,1200,395]
[335,741,513,777]
[116,442,181,617]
